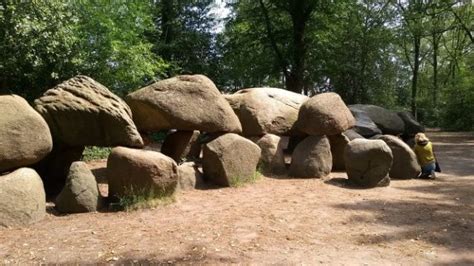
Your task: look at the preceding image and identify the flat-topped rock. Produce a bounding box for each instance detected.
[349,108,382,137]
[126,75,242,133]
[349,104,405,135]
[398,111,425,136]
[34,75,143,148]
[225,87,308,136]
[296,93,355,136]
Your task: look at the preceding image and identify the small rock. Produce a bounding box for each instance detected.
[177,162,204,190]
[344,138,393,188]
[55,161,103,213]
[289,135,332,178]
[202,133,261,187]
[107,147,178,199]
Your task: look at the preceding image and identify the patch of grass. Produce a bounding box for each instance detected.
[229,170,262,187]
[115,186,175,211]
[82,146,112,161]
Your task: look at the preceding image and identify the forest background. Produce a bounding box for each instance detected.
[1,0,472,130]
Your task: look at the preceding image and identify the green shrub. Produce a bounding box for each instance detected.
[114,186,175,211]
[440,76,474,131]
[229,170,262,187]
[81,146,112,161]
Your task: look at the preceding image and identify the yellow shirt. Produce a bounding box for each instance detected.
[414,142,435,166]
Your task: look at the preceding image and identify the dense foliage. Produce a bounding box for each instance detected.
[0,1,166,98]
[0,0,472,130]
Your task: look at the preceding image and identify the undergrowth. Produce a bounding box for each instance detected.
[82,146,112,161]
[229,170,262,187]
[113,185,176,211]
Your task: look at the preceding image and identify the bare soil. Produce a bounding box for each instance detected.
[1,131,473,265]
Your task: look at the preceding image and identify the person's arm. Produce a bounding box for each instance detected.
[430,142,437,161]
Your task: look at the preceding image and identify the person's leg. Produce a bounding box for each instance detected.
[429,163,437,179]
[419,165,428,179]
[421,163,436,179]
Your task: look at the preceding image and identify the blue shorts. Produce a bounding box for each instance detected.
[421,162,436,174]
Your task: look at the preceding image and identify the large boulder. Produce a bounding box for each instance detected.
[374,135,420,179]
[202,133,261,187]
[296,92,355,136]
[328,133,350,171]
[289,135,332,178]
[349,108,382,137]
[0,168,46,228]
[34,75,143,148]
[107,147,178,199]
[55,162,102,213]
[398,111,425,136]
[126,75,242,133]
[349,104,405,135]
[161,130,201,163]
[344,139,393,188]
[255,134,288,175]
[0,95,52,173]
[177,162,204,190]
[224,88,308,136]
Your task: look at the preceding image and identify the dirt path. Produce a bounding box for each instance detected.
[1,132,473,265]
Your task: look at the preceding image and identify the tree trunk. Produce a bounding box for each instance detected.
[259,0,313,94]
[0,0,11,93]
[160,0,175,61]
[411,35,421,118]
[258,0,289,81]
[432,33,439,106]
[287,3,307,94]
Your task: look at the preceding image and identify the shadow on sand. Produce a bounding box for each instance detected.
[331,175,474,253]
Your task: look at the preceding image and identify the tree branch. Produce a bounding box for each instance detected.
[258,0,289,76]
[401,37,414,71]
[451,8,474,44]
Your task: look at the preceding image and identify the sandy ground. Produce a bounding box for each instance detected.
[1,131,473,265]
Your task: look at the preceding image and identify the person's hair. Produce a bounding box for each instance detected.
[415,133,429,144]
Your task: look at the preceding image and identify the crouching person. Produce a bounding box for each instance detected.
[413,133,437,179]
